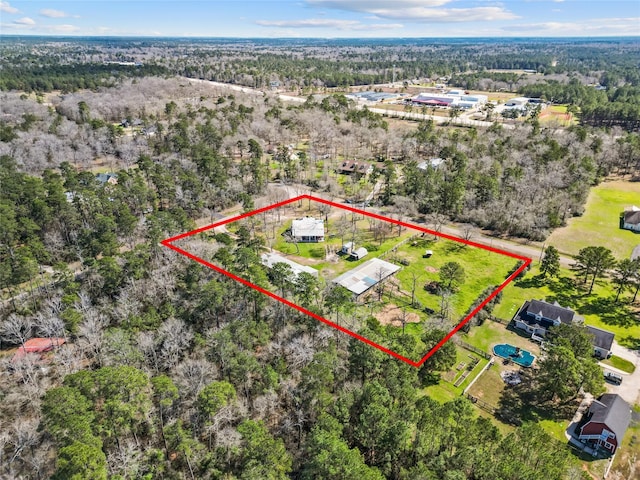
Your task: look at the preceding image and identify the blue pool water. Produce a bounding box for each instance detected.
[493,344,536,367]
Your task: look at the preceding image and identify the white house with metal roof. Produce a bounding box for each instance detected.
[291,217,325,242]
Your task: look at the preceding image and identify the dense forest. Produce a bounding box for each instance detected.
[1,38,639,479]
[2,37,640,130]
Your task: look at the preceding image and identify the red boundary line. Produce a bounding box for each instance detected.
[162,194,531,368]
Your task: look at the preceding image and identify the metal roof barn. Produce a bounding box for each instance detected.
[332,258,400,296]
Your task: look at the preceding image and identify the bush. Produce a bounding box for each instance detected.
[362,243,379,252]
[214,233,233,245]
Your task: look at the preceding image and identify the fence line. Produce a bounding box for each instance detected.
[464,393,497,414]
[452,337,491,360]
[488,315,510,326]
[378,233,420,260]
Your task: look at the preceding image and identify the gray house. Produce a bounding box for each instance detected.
[621,207,640,232]
[514,299,614,357]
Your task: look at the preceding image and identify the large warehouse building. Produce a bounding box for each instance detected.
[409,91,488,110]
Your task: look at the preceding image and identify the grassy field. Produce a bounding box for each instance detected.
[611,404,640,478]
[391,238,518,321]
[547,181,640,259]
[492,264,640,348]
[461,320,542,357]
[425,345,488,400]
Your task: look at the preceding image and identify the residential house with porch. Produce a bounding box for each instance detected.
[578,394,631,455]
[621,206,640,232]
[291,217,325,243]
[514,299,614,357]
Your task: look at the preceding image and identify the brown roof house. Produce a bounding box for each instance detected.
[337,161,373,176]
[621,206,640,232]
[578,394,631,455]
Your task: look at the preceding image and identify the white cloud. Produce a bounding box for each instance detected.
[49,24,81,33]
[0,2,19,14]
[14,17,36,25]
[305,0,518,22]
[39,9,69,18]
[502,17,640,36]
[256,18,402,30]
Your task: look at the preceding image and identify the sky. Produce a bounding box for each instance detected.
[0,0,639,38]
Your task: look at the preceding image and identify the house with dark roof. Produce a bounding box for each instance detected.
[586,325,615,359]
[513,299,583,338]
[621,206,640,232]
[578,394,631,455]
[96,172,118,185]
[337,161,373,176]
[514,299,615,357]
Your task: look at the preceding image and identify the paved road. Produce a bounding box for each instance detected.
[600,341,640,405]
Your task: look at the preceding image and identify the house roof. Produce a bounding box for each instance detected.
[351,247,368,258]
[631,245,640,261]
[586,325,615,352]
[333,258,400,296]
[342,241,354,251]
[12,337,66,360]
[587,394,631,442]
[96,172,118,184]
[525,299,577,325]
[291,217,324,238]
[417,158,445,170]
[623,208,640,225]
[338,161,372,173]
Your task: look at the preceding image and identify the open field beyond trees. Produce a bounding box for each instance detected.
[547,181,640,259]
[493,264,640,348]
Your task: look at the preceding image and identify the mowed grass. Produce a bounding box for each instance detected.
[601,355,636,374]
[462,320,542,357]
[547,181,640,259]
[392,238,519,320]
[493,264,640,348]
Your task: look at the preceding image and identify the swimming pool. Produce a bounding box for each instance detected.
[492,344,536,367]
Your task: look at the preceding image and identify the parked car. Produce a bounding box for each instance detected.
[604,372,623,385]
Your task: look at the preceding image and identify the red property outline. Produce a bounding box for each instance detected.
[161,194,531,368]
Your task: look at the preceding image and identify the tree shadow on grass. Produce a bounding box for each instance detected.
[618,334,640,350]
[497,369,580,425]
[513,273,547,289]
[578,296,637,329]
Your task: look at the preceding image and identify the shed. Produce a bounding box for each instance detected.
[350,247,368,260]
[341,241,354,254]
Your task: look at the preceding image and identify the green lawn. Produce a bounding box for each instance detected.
[425,345,488,400]
[601,355,636,374]
[493,264,640,348]
[391,238,518,321]
[462,320,542,357]
[547,181,640,259]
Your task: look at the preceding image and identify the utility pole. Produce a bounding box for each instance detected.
[392,64,396,87]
